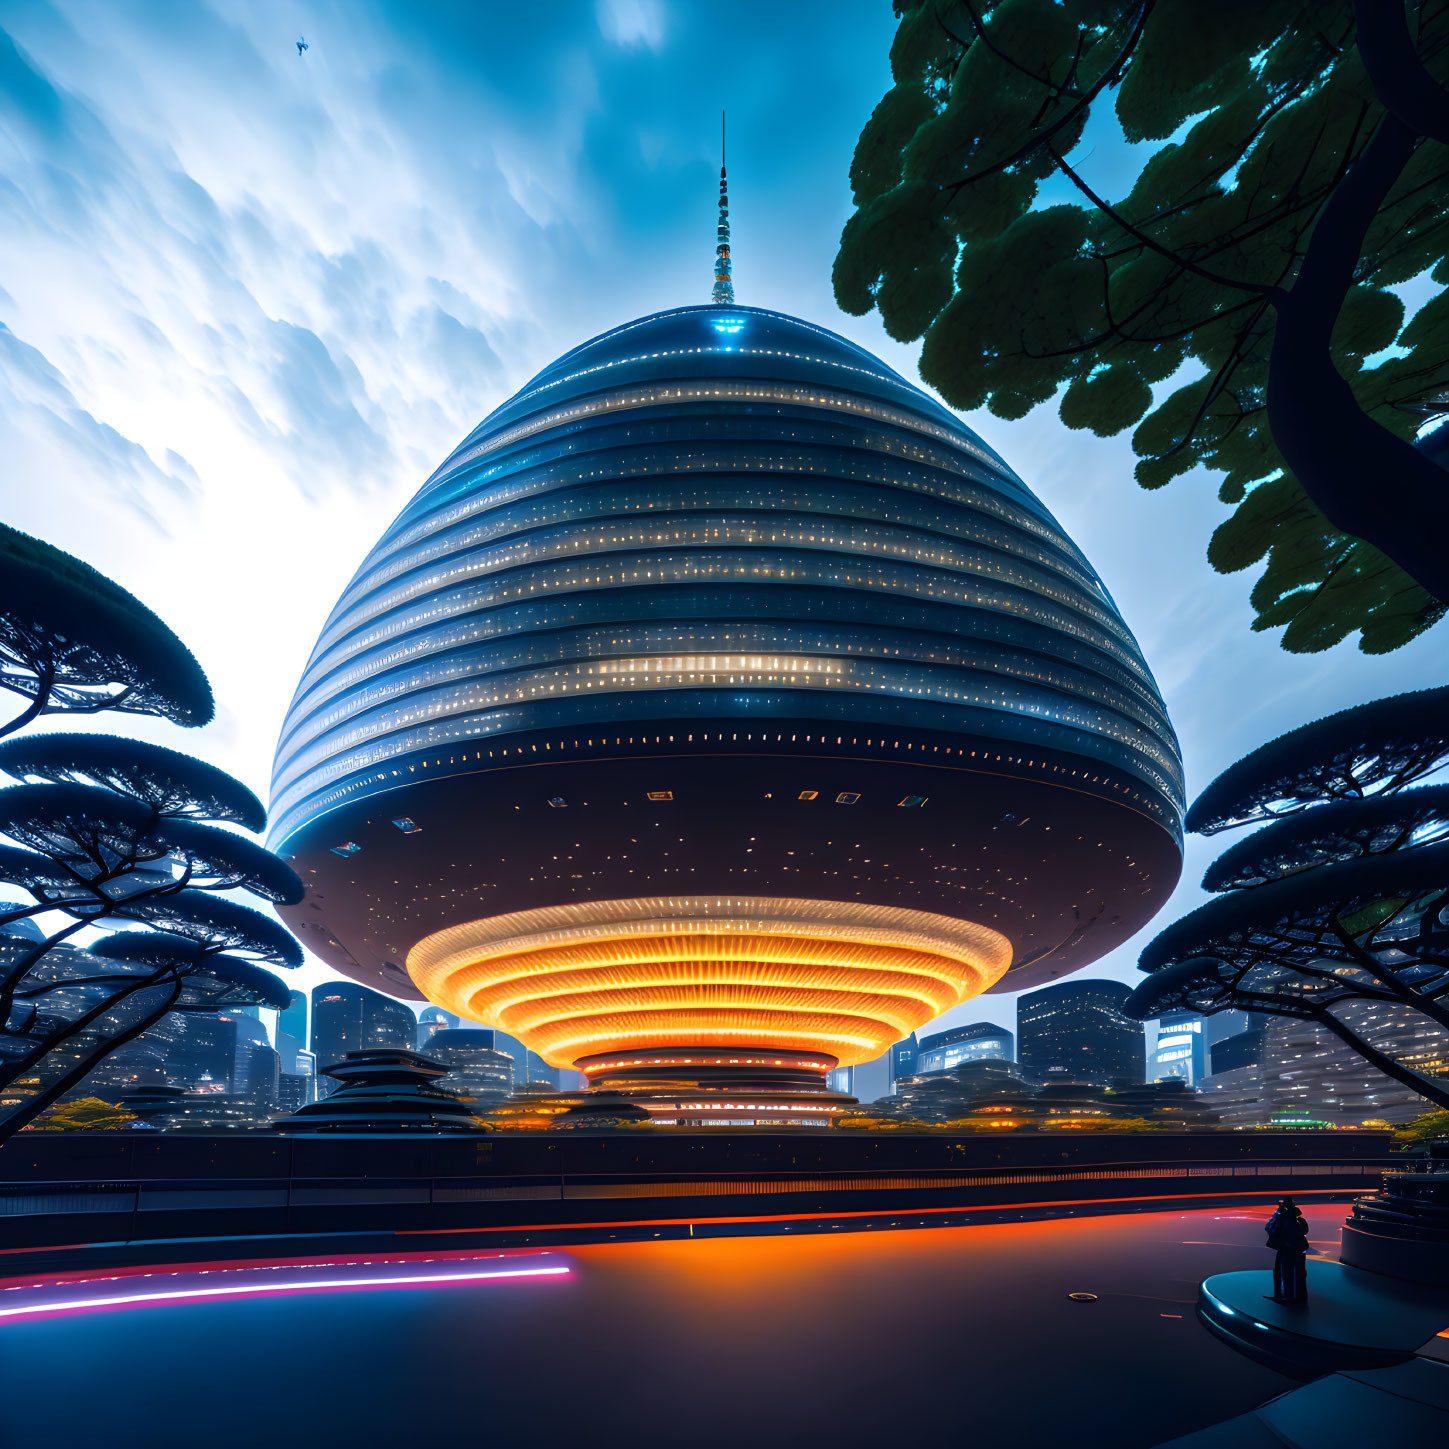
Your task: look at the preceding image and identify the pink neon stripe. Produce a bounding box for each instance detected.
[0,1264,569,1322]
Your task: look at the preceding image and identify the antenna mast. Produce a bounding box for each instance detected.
[712,111,734,305]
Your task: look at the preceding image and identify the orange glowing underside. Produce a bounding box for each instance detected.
[407,897,1013,1068]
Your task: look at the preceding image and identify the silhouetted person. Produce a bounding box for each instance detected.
[1265,1196,1310,1304]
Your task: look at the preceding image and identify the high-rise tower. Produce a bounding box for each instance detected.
[269,157,1183,1117]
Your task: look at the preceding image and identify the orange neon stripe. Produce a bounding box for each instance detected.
[389,1185,1357,1237]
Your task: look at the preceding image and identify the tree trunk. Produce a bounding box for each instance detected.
[0,658,54,741]
[1268,113,1449,603]
[1355,0,1449,144]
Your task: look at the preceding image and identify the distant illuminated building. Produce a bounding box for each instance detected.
[276,990,308,1074]
[889,1034,920,1092]
[269,174,1182,1119]
[1210,1026,1267,1076]
[312,983,416,1097]
[1017,980,1144,1086]
[278,1072,309,1114]
[1152,1009,1206,1087]
[1202,1004,1449,1127]
[416,1005,459,1050]
[425,1028,514,1105]
[916,1022,1014,1074]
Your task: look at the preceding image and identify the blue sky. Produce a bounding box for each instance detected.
[1,1,1443,1060]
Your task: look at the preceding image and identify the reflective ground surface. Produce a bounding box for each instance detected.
[2,1203,1344,1448]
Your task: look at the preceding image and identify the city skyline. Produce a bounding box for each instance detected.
[1,2,1443,1048]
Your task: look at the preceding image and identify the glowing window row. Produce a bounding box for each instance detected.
[491,341,995,461]
[277,619,1174,762]
[405,408,1052,558]
[300,551,1148,691]
[271,688,1185,837]
[428,381,1028,493]
[287,581,1167,736]
[395,409,1061,572]
[341,459,1104,622]
[269,724,1181,848]
[314,515,1133,660]
[271,650,1181,803]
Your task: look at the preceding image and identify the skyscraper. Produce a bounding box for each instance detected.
[1152,1009,1207,1086]
[916,1022,1015,1074]
[1210,1026,1268,1075]
[890,1033,920,1089]
[236,1040,280,1109]
[1017,980,1144,1086]
[416,1005,458,1050]
[1203,1003,1449,1126]
[172,1015,240,1093]
[425,1028,514,1106]
[276,990,308,1074]
[311,983,417,1079]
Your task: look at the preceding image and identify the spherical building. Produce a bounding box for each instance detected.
[270,302,1184,1108]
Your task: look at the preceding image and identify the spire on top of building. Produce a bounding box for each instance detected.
[712,110,734,305]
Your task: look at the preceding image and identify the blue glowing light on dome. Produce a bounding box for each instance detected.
[712,318,744,333]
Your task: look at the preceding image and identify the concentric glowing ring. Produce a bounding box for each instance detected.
[407,896,1012,1067]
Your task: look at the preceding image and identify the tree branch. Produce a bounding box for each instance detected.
[1314,1005,1449,1109]
[1267,111,1449,601]
[944,0,1156,198]
[1355,0,1449,144]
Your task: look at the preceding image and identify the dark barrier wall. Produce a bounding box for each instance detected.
[0,1128,1396,1183]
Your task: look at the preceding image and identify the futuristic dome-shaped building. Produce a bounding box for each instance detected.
[270,298,1184,1096]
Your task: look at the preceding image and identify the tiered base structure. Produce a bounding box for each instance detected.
[272,1049,483,1134]
[572,1047,857,1127]
[1341,1168,1449,1288]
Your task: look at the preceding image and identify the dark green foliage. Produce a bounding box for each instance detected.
[0,783,302,908]
[1141,840,1449,979]
[836,0,1449,651]
[0,734,265,829]
[1186,685,1449,833]
[0,523,212,733]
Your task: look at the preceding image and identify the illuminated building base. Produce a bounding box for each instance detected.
[574,1047,857,1127]
[407,895,1012,1070]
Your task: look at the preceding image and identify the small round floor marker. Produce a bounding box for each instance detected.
[1067,1292,1098,1302]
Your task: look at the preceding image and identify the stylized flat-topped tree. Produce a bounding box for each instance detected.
[1128,686,1449,1108]
[0,526,301,1140]
[0,524,211,735]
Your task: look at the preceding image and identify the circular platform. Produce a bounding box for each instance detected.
[1198,1262,1449,1378]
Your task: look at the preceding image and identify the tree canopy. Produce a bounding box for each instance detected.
[1186,685,1449,833]
[1202,782,1449,888]
[1142,838,1449,994]
[0,523,212,734]
[1134,693,1449,1111]
[1126,951,1449,1108]
[0,734,264,829]
[0,522,300,1142]
[836,0,1449,653]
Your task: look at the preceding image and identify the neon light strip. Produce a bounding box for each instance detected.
[396,1186,1361,1238]
[0,1264,568,1323]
